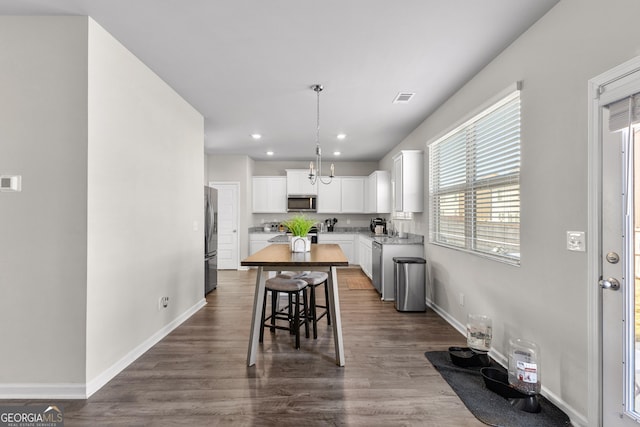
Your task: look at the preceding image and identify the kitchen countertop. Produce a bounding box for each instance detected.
[250,227,424,245]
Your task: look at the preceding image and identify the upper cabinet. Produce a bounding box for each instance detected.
[252,177,287,213]
[393,150,423,212]
[367,171,391,213]
[251,170,390,214]
[286,169,317,195]
[341,177,366,213]
[317,176,366,213]
[317,177,342,213]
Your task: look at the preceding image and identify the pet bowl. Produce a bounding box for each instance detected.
[480,367,541,413]
[448,346,491,368]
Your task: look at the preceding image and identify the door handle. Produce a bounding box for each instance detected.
[599,277,621,290]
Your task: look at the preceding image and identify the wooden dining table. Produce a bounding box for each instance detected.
[241,243,349,367]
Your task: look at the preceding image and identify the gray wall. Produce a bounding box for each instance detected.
[0,16,89,385]
[252,160,378,177]
[380,0,640,423]
[0,16,204,396]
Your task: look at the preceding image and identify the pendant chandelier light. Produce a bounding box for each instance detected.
[308,84,334,185]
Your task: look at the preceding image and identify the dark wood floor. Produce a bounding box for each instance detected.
[3,269,481,426]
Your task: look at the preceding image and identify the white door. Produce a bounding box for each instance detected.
[211,182,239,270]
[590,57,640,427]
[601,107,637,427]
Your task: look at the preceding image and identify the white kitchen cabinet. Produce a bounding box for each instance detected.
[317,177,341,213]
[249,233,272,255]
[249,232,288,255]
[358,234,373,279]
[367,171,391,213]
[252,177,287,213]
[341,177,366,213]
[286,169,317,195]
[393,150,423,212]
[318,233,355,264]
[317,177,366,214]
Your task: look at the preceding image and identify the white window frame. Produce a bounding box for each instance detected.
[428,85,521,265]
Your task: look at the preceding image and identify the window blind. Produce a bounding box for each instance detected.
[608,94,640,131]
[429,90,521,264]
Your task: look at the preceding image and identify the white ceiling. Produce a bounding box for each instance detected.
[1,0,559,161]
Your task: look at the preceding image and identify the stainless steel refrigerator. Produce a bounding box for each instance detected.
[205,185,218,295]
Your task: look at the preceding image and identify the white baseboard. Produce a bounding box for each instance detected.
[86,298,207,397]
[0,298,207,400]
[0,383,86,400]
[425,299,587,427]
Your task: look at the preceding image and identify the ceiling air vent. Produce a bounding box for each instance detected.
[393,92,415,104]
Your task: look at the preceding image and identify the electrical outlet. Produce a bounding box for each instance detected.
[158,296,169,310]
[459,293,465,306]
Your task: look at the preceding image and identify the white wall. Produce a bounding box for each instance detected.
[86,19,204,384]
[0,16,204,397]
[380,0,640,423]
[0,17,88,387]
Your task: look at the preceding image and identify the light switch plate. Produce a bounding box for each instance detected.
[0,175,21,192]
[567,231,586,252]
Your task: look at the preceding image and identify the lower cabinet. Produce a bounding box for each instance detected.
[358,235,373,279]
[249,233,282,255]
[317,233,356,265]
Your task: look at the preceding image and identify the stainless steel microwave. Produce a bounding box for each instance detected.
[287,195,317,212]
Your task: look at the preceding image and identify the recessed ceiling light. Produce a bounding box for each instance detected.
[266,151,274,156]
[251,133,262,140]
[337,133,346,140]
[333,151,341,156]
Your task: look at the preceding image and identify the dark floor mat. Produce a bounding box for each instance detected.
[425,351,572,427]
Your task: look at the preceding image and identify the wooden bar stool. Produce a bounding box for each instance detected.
[277,271,330,339]
[259,277,309,349]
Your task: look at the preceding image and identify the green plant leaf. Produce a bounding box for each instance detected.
[281,214,317,236]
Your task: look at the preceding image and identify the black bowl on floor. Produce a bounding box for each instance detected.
[480,367,541,413]
[448,347,491,368]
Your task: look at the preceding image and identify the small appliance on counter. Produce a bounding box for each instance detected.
[370,218,387,235]
[325,217,338,232]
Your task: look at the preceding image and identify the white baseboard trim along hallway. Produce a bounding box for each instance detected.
[0,298,207,400]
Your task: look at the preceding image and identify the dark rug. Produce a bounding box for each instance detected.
[425,351,572,427]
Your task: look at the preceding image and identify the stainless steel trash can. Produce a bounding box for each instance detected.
[393,257,427,312]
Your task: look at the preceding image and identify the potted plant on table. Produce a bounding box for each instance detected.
[282,214,316,252]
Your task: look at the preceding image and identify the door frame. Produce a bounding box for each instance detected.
[588,55,640,427]
[210,181,241,270]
